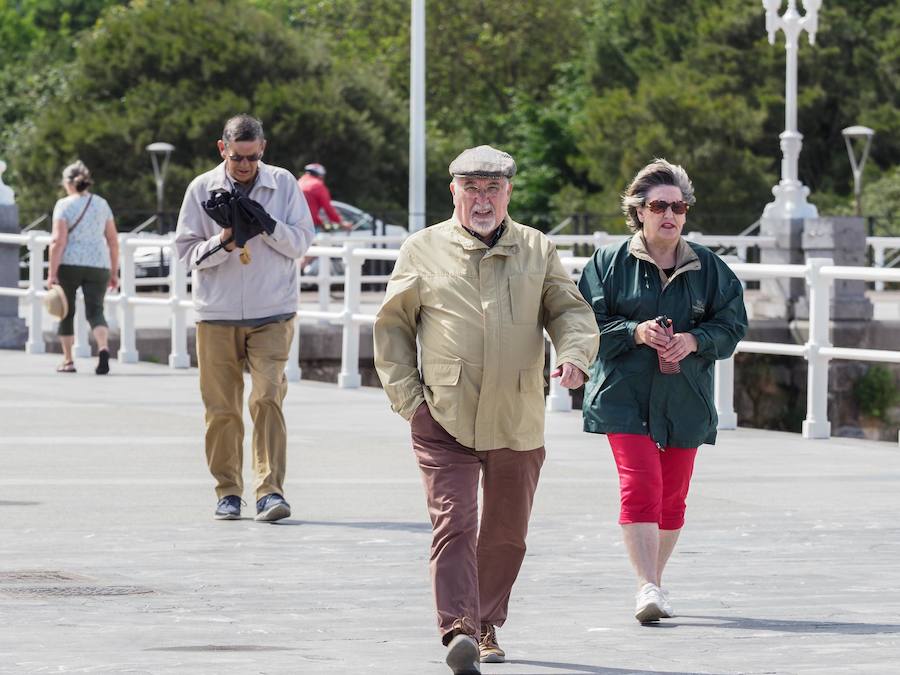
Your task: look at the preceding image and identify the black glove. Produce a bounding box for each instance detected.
[202,189,237,229]
[236,195,277,236]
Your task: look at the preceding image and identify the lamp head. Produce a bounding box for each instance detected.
[146,142,175,156]
[841,125,875,141]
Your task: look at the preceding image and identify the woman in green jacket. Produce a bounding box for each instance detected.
[577,159,747,624]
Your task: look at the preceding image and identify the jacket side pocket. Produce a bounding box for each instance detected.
[422,360,462,419]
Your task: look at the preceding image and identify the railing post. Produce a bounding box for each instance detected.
[872,243,885,292]
[338,243,362,388]
[73,289,91,357]
[802,258,832,439]
[105,294,119,333]
[545,339,572,412]
[714,356,738,429]
[25,231,45,354]
[285,313,301,382]
[168,247,189,368]
[117,234,139,363]
[285,272,301,382]
[317,247,330,323]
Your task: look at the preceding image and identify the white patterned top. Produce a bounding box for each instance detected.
[53,193,114,269]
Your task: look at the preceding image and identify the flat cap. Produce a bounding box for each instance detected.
[448,145,517,179]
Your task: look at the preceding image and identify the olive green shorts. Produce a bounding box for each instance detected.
[57,264,110,336]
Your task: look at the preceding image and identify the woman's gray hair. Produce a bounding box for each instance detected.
[222,114,265,144]
[621,158,695,233]
[61,160,93,192]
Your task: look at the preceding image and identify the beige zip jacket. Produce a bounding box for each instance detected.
[175,161,315,321]
[374,217,599,451]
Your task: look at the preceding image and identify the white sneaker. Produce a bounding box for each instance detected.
[659,588,674,618]
[634,582,665,623]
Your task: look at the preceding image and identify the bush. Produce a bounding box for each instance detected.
[854,366,899,420]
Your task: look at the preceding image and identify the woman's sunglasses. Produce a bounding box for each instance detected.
[645,199,689,215]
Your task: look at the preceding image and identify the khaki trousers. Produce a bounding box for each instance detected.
[196,319,293,501]
[410,403,545,643]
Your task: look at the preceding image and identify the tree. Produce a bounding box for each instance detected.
[572,0,900,233]
[264,0,596,225]
[9,0,407,225]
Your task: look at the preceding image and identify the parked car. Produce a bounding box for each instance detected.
[133,244,171,281]
[301,201,406,280]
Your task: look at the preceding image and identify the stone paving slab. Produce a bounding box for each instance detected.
[0,349,899,674]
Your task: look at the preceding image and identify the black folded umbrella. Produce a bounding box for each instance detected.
[202,189,237,229]
[235,195,277,236]
[202,189,265,263]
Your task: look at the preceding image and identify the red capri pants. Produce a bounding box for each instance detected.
[608,433,697,530]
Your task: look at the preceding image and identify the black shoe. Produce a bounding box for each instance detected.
[214,495,242,520]
[95,349,110,375]
[255,493,291,522]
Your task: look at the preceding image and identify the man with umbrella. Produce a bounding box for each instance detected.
[175,114,315,522]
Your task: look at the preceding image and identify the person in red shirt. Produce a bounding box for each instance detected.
[297,163,350,232]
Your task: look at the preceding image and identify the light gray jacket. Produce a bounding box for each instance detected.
[175,161,315,321]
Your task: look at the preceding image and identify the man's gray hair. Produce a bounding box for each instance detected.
[621,158,695,233]
[222,114,265,144]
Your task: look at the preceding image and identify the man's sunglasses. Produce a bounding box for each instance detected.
[226,152,263,163]
[645,199,689,215]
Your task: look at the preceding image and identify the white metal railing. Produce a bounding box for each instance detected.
[714,259,900,443]
[868,236,900,291]
[3,230,900,445]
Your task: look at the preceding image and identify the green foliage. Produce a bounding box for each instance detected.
[262,0,596,224]
[8,0,407,224]
[573,0,900,233]
[854,366,900,420]
[0,0,121,58]
[0,1,123,180]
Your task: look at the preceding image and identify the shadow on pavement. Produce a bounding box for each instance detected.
[507,661,720,675]
[676,615,900,635]
[272,519,431,533]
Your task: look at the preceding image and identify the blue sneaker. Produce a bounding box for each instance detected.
[255,493,291,522]
[214,495,242,520]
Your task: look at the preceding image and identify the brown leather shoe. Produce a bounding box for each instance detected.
[479,623,505,663]
[446,633,480,674]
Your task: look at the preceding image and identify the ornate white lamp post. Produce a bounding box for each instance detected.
[761,0,821,220]
[0,160,14,205]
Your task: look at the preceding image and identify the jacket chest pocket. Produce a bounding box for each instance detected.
[508,273,543,325]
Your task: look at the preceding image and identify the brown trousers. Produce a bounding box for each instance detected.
[196,319,293,501]
[410,403,545,642]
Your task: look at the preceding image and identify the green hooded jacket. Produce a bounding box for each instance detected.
[577,234,747,448]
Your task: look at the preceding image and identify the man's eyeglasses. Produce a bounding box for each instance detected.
[462,184,503,198]
[645,199,689,215]
[226,152,263,164]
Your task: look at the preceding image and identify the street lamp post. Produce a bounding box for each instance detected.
[146,142,175,233]
[408,0,426,233]
[841,125,875,217]
[761,0,821,221]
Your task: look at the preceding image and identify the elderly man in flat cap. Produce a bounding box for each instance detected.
[374,145,599,674]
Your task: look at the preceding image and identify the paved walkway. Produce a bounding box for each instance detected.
[1,350,898,674]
